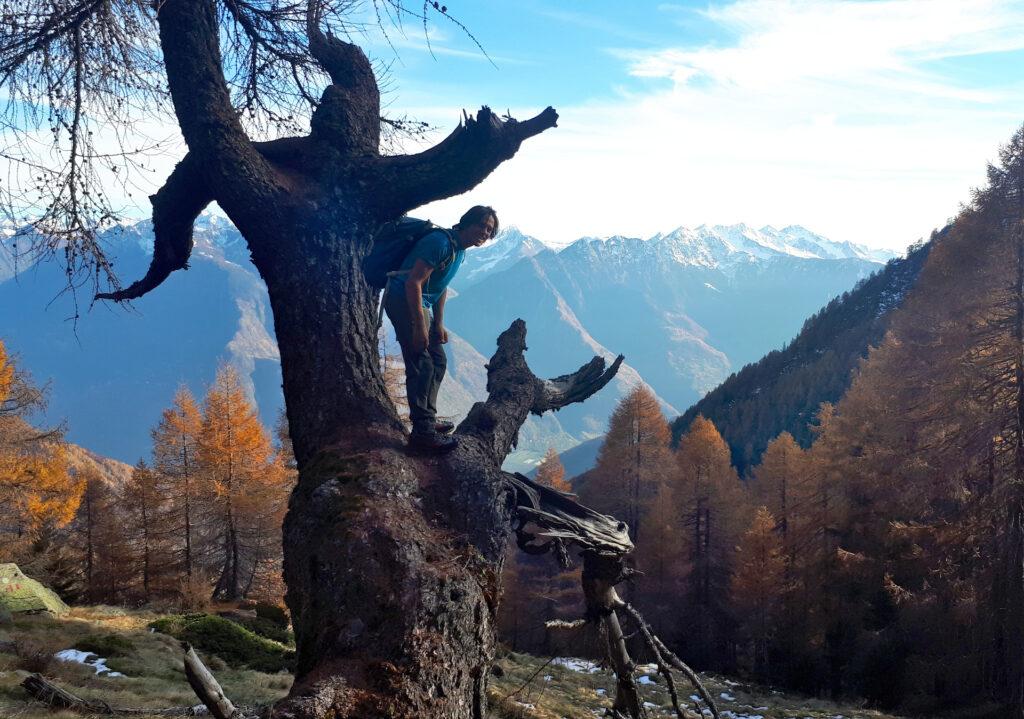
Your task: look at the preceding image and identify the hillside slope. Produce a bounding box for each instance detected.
[671,237,933,473]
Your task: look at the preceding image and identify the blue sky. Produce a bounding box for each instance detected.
[15,1,1023,253]
[359,0,1024,251]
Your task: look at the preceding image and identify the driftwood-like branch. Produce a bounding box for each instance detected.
[373,106,558,217]
[506,472,721,719]
[506,472,632,555]
[21,672,210,715]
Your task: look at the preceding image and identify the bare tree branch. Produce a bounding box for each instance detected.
[372,106,559,217]
[95,153,211,301]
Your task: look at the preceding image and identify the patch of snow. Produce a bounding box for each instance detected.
[720,691,736,701]
[637,675,656,685]
[514,700,535,710]
[595,688,606,695]
[690,694,701,701]
[642,701,658,709]
[543,674,553,682]
[551,657,601,673]
[54,649,125,677]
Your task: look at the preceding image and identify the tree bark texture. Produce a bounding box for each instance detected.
[99,1,597,716]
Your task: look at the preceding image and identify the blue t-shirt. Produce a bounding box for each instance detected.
[388,229,464,308]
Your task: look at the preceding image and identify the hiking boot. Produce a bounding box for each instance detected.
[434,419,455,435]
[408,429,458,454]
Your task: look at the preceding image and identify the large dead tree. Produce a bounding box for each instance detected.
[0,1,634,717]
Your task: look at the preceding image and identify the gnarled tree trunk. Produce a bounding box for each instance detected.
[98,1,611,716]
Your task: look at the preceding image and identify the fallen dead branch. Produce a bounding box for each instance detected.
[21,672,210,715]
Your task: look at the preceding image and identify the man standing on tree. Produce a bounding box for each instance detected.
[386,205,498,452]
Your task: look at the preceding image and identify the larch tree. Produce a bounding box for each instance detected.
[198,364,280,601]
[534,446,570,492]
[0,339,80,555]
[673,415,745,669]
[71,467,127,603]
[730,506,784,681]
[0,2,625,715]
[582,386,674,546]
[751,432,810,580]
[151,385,204,581]
[122,459,172,600]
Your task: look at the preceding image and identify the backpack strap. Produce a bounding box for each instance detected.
[435,229,459,272]
[375,229,459,330]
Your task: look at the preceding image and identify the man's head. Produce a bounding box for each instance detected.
[454,206,498,249]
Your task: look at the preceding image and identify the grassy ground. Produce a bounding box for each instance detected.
[0,607,292,719]
[0,608,904,719]
[487,652,906,719]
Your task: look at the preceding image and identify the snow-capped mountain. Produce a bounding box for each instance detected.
[1,214,898,472]
[574,223,895,271]
[453,226,546,290]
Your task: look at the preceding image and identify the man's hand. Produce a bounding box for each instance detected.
[433,324,449,344]
[411,324,429,354]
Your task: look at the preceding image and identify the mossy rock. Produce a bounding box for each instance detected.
[149,614,294,672]
[0,563,69,615]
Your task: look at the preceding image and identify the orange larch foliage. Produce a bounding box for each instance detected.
[534,446,570,492]
[0,339,81,555]
[199,364,289,601]
[731,506,784,680]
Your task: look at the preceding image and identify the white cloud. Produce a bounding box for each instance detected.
[417,0,1024,251]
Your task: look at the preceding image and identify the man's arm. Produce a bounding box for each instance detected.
[432,290,449,344]
[405,259,433,354]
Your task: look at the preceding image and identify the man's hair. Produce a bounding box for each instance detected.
[456,205,499,236]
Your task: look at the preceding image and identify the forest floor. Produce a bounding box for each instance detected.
[0,607,905,719]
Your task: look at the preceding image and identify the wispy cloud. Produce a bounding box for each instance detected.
[627,0,1024,97]
[420,1,1024,251]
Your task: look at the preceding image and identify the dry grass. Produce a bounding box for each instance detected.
[0,607,291,719]
[487,651,909,719]
[2,609,909,719]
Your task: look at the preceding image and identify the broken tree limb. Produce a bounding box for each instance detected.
[461,320,624,466]
[21,672,210,715]
[95,152,210,302]
[506,471,721,719]
[184,645,249,719]
[532,354,625,415]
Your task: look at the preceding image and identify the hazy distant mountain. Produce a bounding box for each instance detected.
[0,216,895,472]
[671,237,933,474]
[0,217,282,464]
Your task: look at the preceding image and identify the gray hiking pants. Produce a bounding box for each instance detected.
[384,289,447,432]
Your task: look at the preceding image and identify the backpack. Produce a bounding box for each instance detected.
[363,217,457,289]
